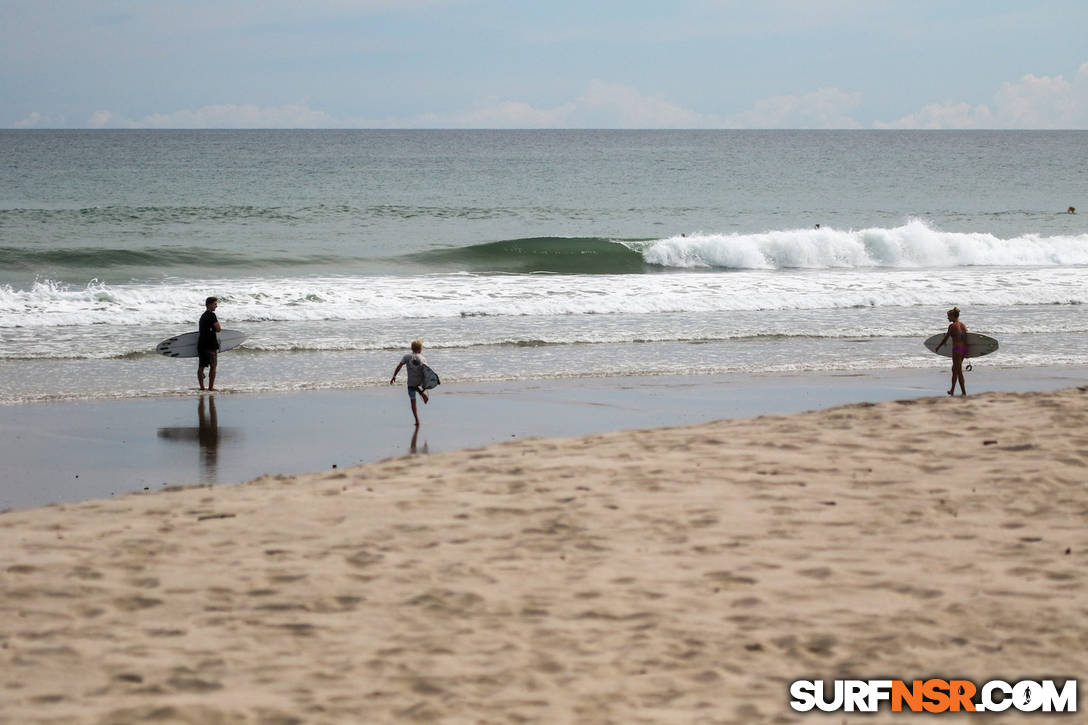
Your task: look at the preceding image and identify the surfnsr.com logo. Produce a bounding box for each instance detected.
[789,679,1077,714]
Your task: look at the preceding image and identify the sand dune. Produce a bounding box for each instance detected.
[2,387,1086,723]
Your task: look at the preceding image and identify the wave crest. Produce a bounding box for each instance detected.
[405,237,648,274]
[644,220,1088,269]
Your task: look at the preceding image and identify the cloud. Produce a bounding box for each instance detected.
[397,82,864,129]
[873,102,994,130]
[723,87,864,129]
[12,112,57,128]
[55,62,1088,130]
[410,81,716,128]
[876,62,1088,129]
[577,81,716,128]
[87,104,342,129]
[88,110,123,129]
[446,64,1088,130]
[82,82,719,129]
[410,100,577,129]
[992,63,1088,128]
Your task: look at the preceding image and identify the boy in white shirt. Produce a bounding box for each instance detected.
[390,340,428,425]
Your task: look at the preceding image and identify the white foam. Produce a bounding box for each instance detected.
[642,220,1088,269]
[2,263,1088,332]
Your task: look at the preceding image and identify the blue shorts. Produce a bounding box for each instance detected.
[407,385,419,400]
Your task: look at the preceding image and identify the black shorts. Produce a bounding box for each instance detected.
[198,349,218,367]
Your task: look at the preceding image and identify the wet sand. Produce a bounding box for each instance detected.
[2,365,1087,510]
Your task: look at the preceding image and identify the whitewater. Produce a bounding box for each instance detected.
[5,223,1088,331]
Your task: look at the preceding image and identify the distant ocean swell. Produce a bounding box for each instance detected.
[0,245,347,270]
[406,237,650,274]
[5,221,1088,277]
[0,238,647,276]
[0,203,520,225]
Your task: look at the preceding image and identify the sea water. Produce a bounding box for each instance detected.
[1,130,1086,404]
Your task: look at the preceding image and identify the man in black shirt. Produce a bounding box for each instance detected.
[197,297,222,391]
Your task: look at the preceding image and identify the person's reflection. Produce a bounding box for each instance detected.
[157,394,235,483]
[196,395,220,480]
[409,426,428,455]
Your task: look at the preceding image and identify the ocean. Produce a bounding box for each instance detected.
[1,129,1086,405]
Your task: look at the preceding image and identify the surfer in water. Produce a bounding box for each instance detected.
[197,297,221,391]
[935,306,968,396]
[390,340,429,426]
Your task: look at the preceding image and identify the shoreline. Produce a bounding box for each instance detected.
[2,363,1086,511]
[1,381,1085,722]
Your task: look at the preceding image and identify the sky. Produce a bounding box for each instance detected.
[3,0,1088,129]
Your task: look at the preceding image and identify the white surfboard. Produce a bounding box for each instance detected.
[156,330,247,358]
[923,332,999,359]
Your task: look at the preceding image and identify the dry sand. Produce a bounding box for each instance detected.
[2,387,1086,723]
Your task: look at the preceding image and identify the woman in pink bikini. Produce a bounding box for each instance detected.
[935,307,968,396]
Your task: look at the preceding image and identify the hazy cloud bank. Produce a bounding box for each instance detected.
[12,63,1088,130]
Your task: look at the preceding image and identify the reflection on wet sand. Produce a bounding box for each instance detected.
[409,426,428,455]
[156,395,239,482]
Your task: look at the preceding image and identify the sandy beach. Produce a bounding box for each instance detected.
[2,377,1086,723]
